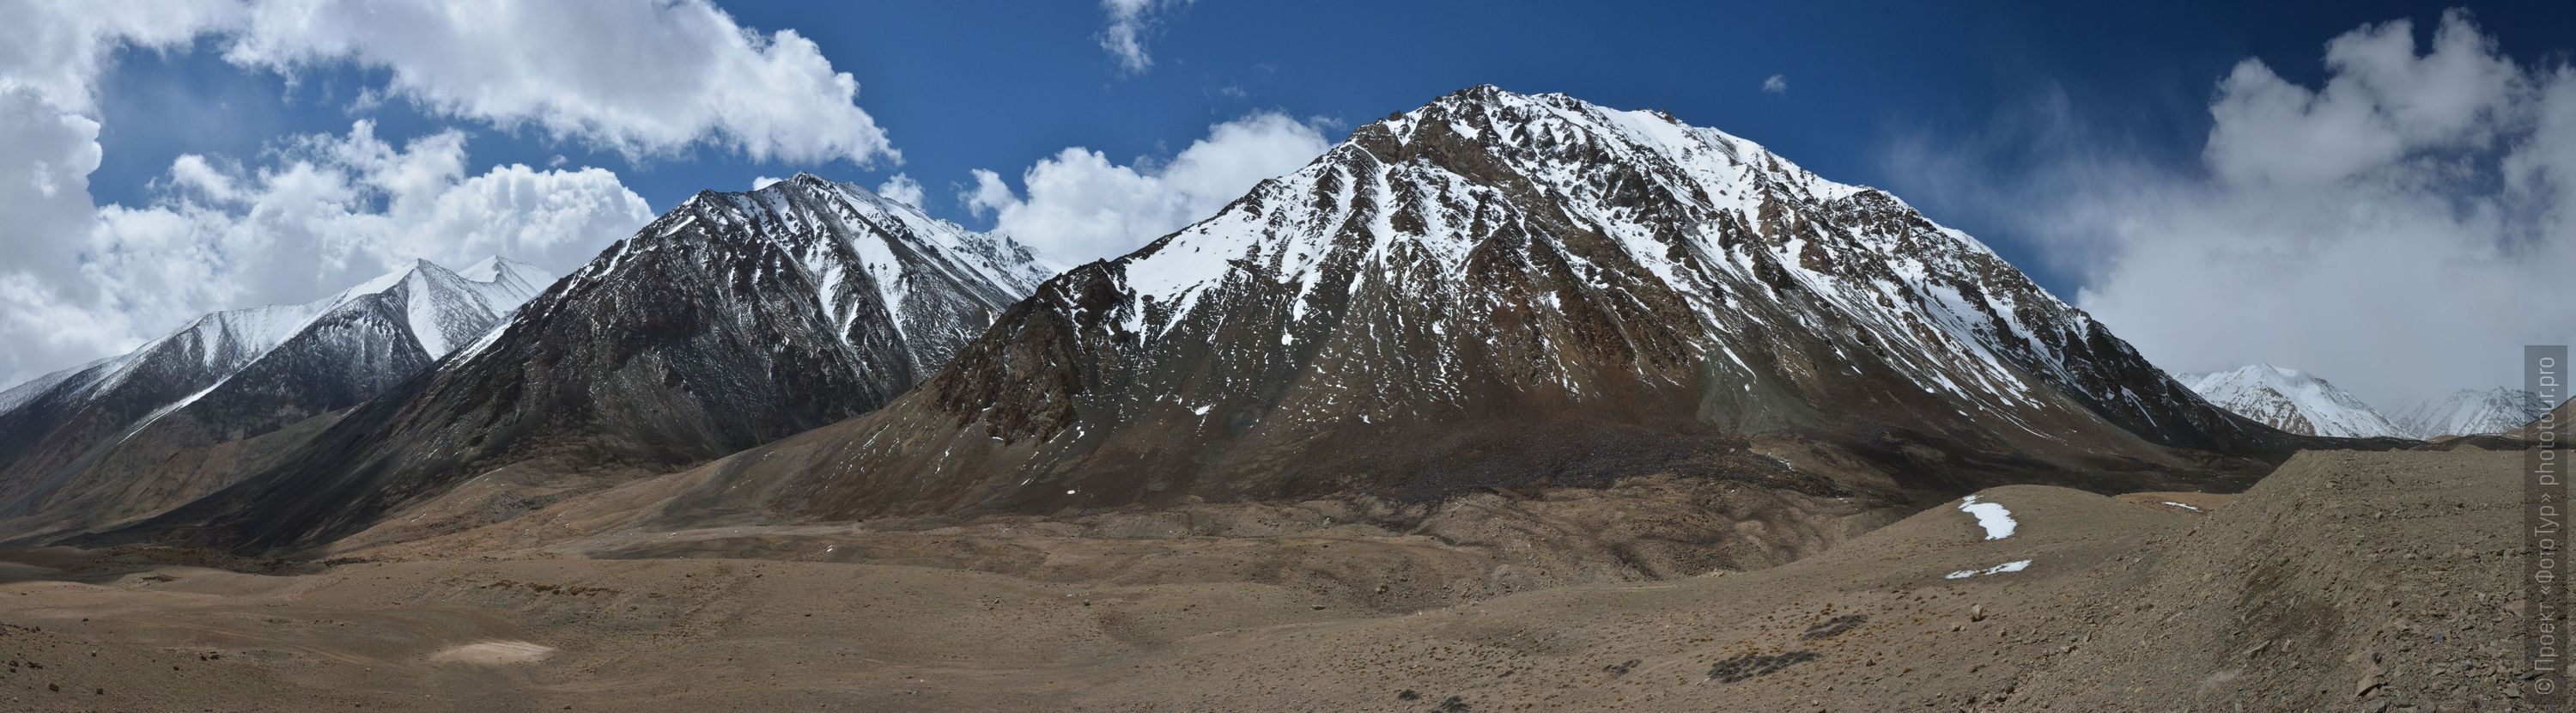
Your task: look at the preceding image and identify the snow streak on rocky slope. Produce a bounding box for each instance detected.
[2182,364,2402,438]
[94,175,1054,551]
[2392,387,2553,439]
[0,258,550,537]
[643,86,2301,527]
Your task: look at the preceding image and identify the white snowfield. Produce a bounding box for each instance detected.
[1945,559,2033,580]
[1957,495,2017,539]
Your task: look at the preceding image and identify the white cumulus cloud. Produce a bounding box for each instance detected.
[1763,74,1788,94]
[1098,0,1193,75]
[1883,9,2576,408]
[963,112,1333,263]
[18,121,655,387]
[0,0,246,113]
[0,0,880,387]
[875,173,926,208]
[223,0,896,165]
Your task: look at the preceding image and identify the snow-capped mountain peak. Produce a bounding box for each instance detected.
[2,257,550,416]
[377,259,551,358]
[1096,85,2221,443]
[456,254,545,289]
[0,256,557,533]
[2392,387,2553,439]
[573,173,1057,376]
[94,174,1068,551]
[2184,363,2401,438]
[620,86,2294,528]
[757,172,1060,289]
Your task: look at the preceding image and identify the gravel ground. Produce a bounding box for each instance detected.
[0,449,2542,711]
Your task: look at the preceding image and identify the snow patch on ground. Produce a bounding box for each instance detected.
[1957,495,2018,539]
[2161,501,2202,512]
[1944,559,2033,580]
[428,640,554,665]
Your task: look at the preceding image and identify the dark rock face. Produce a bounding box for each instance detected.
[645,87,2323,526]
[88,175,1052,552]
[0,259,546,540]
[2506,397,2572,442]
[0,308,309,509]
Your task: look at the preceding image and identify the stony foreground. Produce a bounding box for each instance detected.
[0,449,2532,711]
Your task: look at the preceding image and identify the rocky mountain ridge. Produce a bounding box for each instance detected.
[87,175,1055,551]
[619,86,2312,533]
[0,257,551,539]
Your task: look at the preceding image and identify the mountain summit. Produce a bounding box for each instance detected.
[635,86,2298,527]
[91,174,1054,551]
[0,257,551,539]
[2182,364,2402,438]
[2392,387,2554,439]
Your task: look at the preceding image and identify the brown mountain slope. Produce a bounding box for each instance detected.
[76,176,1053,553]
[616,87,2342,535]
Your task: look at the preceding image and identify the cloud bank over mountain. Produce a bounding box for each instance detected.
[1887,9,2576,408]
[963,112,1332,263]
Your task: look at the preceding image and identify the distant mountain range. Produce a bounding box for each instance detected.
[593,86,2305,534]
[0,257,550,539]
[81,174,1055,551]
[2390,387,2554,439]
[2178,364,2401,438]
[2177,363,2557,440]
[8,88,2403,556]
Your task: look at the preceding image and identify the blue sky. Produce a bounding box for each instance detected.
[80,1,2574,291]
[11,1,2576,406]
